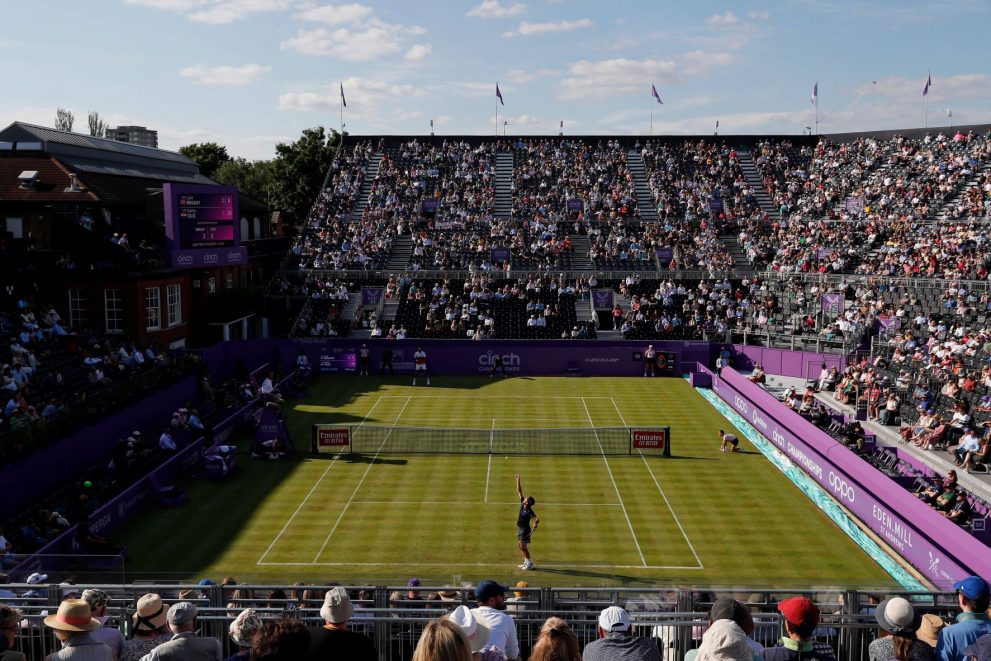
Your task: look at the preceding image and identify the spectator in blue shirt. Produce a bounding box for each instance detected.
[936,576,991,661]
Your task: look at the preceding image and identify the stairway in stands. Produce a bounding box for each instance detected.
[626,150,657,221]
[495,151,514,218]
[568,234,594,271]
[720,234,754,276]
[350,152,382,220]
[937,161,991,220]
[736,150,778,218]
[386,236,413,271]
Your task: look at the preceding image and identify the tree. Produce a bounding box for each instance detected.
[87,111,109,138]
[268,127,341,222]
[213,157,273,206]
[54,108,74,132]
[178,142,231,179]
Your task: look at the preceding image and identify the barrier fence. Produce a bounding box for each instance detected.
[0,584,964,661]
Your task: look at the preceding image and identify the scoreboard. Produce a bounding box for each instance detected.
[176,191,236,249]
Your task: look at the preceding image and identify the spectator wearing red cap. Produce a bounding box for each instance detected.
[761,597,836,660]
[936,576,991,661]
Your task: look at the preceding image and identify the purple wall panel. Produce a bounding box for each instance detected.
[278,339,713,377]
[732,345,844,380]
[0,375,199,520]
[712,368,991,588]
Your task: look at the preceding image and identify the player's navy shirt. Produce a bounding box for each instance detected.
[517,503,537,529]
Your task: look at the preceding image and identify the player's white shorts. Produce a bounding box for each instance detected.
[415,364,428,371]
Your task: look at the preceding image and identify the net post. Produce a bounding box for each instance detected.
[628,427,633,456]
[310,425,318,455]
[664,425,671,457]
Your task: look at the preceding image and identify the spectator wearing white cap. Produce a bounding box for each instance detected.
[305,587,376,661]
[138,602,221,661]
[869,597,932,661]
[224,609,262,661]
[582,606,660,661]
[81,589,125,660]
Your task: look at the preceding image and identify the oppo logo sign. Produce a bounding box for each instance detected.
[828,471,856,503]
[734,396,749,413]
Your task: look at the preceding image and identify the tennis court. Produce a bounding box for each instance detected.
[116,376,899,587]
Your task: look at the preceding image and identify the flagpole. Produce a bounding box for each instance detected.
[650,109,653,136]
[925,68,930,128]
[495,82,499,137]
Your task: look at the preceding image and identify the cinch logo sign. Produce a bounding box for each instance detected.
[202,253,218,264]
[176,254,194,264]
[318,428,350,446]
[227,251,242,262]
[478,351,521,370]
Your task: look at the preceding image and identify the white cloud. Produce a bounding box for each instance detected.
[127,0,291,23]
[295,3,374,25]
[281,16,426,60]
[434,115,455,126]
[124,0,206,10]
[505,69,536,84]
[279,78,426,113]
[748,10,771,20]
[557,58,677,100]
[179,63,271,85]
[680,51,734,75]
[405,43,432,60]
[503,18,593,37]
[466,0,527,18]
[706,10,739,26]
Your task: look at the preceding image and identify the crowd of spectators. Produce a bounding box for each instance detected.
[5,576,991,661]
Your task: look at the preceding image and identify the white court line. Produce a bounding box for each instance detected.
[485,419,494,503]
[370,395,616,399]
[581,397,646,567]
[610,397,703,569]
[258,561,703,570]
[257,397,384,564]
[352,500,621,506]
[311,396,412,563]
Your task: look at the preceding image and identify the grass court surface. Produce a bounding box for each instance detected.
[116,376,897,588]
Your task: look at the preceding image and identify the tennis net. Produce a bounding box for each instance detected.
[313,424,671,456]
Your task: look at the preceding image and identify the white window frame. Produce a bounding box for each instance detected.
[68,289,86,328]
[145,287,161,331]
[104,289,124,334]
[167,283,182,328]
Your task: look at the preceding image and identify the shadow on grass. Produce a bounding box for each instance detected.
[536,566,655,585]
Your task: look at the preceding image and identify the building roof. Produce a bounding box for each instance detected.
[0,155,98,203]
[0,122,189,166]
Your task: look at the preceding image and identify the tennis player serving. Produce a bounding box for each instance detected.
[515,473,539,570]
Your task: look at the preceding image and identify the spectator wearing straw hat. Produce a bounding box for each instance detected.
[761,597,836,660]
[0,604,26,661]
[224,609,263,661]
[121,594,171,661]
[139,602,221,661]
[43,598,114,661]
[869,597,932,661]
[306,586,376,661]
[936,576,991,661]
[916,615,946,651]
[82,589,125,660]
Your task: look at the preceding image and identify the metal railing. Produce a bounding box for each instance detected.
[0,584,962,661]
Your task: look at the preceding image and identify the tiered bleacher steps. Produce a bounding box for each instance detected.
[737,150,778,218]
[937,161,991,220]
[719,234,754,276]
[568,234,594,271]
[626,150,657,221]
[381,296,401,326]
[386,235,413,270]
[495,151,514,218]
[341,294,361,322]
[351,152,383,219]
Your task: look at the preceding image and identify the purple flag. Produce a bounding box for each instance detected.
[923,72,931,97]
[811,81,818,105]
[340,82,346,108]
[651,83,663,105]
[496,83,504,106]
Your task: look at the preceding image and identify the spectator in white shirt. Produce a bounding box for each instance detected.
[159,428,177,452]
[470,580,520,661]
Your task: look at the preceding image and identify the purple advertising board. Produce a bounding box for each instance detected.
[712,368,991,587]
[656,247,674,264]
[708,198,724,213]
[566,199,584,213]
[281,339,712,378]
[592,290,614,310]
[821,293,845,315]
[731,345,845,380]
[421,199,439,213]
[491,247,511,263]
[164,183,247,269]
[361,287,385,307]
[846,196,865,214]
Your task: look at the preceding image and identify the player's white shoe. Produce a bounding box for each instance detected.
[522,561,534,570]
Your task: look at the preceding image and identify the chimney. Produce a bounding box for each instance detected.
[64,173,80,193]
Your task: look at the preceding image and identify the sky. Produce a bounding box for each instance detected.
[2,0,989,160]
